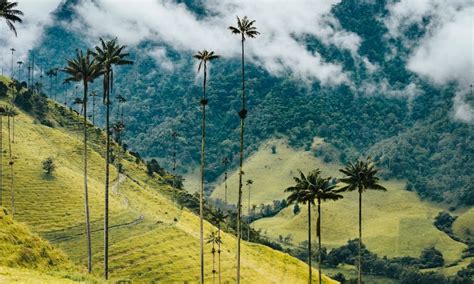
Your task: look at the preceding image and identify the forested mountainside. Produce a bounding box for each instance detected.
[28,0,472,205]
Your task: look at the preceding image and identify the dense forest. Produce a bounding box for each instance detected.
[28,0,473,206]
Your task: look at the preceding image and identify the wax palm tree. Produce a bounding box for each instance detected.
[89,91,98,125]
[0,0,23,37]
[171,131,178,201]
[338,158,386,284]
[285,170,317,283]
[211,208,227,284]
[117,94,126,121]
[73,97,84,115]
[228,17,259,282]
[221,157,229,205]
[46,68,56,98]
[91,38,132,279]
[4,105,17,218]
[246,179,253,241]
[207,231,222,284]
[0,105,4,207]
[193,48,219,284]
[304,171,343,284]
[63,49,102,274]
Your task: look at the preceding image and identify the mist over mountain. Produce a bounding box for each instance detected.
[3,0,472,205]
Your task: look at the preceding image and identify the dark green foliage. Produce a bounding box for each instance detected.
[145,159,165,177]
[293,203,300,215]
[0,81,8,97]
[419,247,444,268]
[331,272,346,283]
[434,211,461,242]
[13,89,48,119]
[42,157,55,176]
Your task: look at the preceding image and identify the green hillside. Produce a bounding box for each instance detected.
[210,139,468,265]
[0,76,337,283]
[0,207,102,283]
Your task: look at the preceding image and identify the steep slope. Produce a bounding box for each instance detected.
[210,139,468,264]
[0,79,337,282]
[0,207,101,283]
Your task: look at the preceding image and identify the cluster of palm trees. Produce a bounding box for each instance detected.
[286,158,386,284]
[194,15,259,283]
[63,38,132,279]
[1,3,386,284]
[0,103,18,219]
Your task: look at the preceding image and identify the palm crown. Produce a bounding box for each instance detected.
[193,50,219,72]
[63,49,102,95]
[338,159,387,193]
[285,170,342,205]
[228,16,260,40]
[0,0,23,36]
[211,208,228,225]
[91,38,133,102]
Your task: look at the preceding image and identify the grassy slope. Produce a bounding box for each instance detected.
[0,78,337,283]
[211,139,341,210]
[210,138,467,264]
[0,207,102,283]
[452,207,474,241]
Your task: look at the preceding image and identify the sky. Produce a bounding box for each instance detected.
[0,0,472,122]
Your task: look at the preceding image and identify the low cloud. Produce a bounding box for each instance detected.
[0,0,62,76]
[70,0,362,85]
[384,0,474,122]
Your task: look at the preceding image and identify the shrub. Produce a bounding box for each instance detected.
[42,157,55,176]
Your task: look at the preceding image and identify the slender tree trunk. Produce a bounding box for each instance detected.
[199,64,208,284]
[12,117,14,144]
[224,166,227,205]
[92,95,96,126]
[358,191,362,284]
[308,202,312,283]
[218,225,222,284]
[8,116,14,218]
[248,185,251,241]
[0,116,3,207]
[317,198,322,284]
[82,82,92,274]
[212,242,216,284]
[104,70,111,280]
[236,35,246,284]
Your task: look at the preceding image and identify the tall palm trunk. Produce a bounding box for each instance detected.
[224,164,228,205]
[317,198,322,284]
[12,117,14,143]
[92,94,96,125]
[199,63,208,284]
[358,190,362,284]
[247,185,251,241]
[7,116,14,218]
[218,225,222,284]
[82,81,92,274]
[308,202,312,283]
[212,240,216,284]
[236,34,247,284]
[0,115,3,207]
[104,69,112,280]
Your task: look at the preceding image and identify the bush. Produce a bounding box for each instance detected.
[420,247,444,268]
[42,157,55,176]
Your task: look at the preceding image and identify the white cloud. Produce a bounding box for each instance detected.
[407,9,474,85]
[70,0,362,85]
[149,47,174,71]
[453,88,474,124]
[0,0,62,77]
[385,0,474,122]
